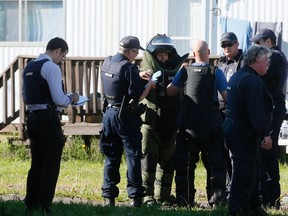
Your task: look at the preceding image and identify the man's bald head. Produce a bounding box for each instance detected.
[193,40,209,53]
[192,40,210,62]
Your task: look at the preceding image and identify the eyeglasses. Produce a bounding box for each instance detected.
[60,50,67,60]
[221,42,235,48]
[130,49,139,54]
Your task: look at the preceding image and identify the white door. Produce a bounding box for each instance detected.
[168,0,219,55]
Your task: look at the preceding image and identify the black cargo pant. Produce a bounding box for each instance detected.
[260,101,285,208]
[25,109,64,210]
[175,127,227,207]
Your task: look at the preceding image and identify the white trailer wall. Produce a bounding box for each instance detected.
[65,0,169,58]
[0,0,169,72]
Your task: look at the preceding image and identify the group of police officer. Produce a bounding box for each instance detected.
[21,30,286,215]
[99,30,287,216]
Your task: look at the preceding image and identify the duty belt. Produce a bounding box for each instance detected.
[107,104,121,109]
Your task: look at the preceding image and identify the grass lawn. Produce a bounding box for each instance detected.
[0,136,288,215]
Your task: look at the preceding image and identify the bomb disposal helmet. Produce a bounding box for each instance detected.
[146,34,176,54]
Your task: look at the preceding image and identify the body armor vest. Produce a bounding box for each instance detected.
[101,56,130,105]
[178,65,215,142]
[23,59,51,104]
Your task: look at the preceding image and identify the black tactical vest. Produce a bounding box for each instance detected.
[178,65,215,142]
[101,56,130,105]
[23,59,51,104]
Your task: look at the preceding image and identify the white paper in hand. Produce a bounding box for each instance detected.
[152,70,162,82]
[72,95,90,106]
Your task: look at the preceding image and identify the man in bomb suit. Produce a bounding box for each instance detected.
[139,34,188,205]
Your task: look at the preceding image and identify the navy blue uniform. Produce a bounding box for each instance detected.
[260,46,288,208]
[100,53,145,199]
[223,65,273,215]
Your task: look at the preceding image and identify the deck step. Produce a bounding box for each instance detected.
[63,123,102,136]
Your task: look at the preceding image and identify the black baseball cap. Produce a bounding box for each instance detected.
[220,32,238,44]
[250,28,276,42]
[119,36,145,50]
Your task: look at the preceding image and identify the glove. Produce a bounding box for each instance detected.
[152,70,162,83]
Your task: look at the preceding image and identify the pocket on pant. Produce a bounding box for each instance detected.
[99,132,117,157]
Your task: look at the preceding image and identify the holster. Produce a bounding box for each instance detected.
[102,98,108,113]
[118,95,147,119]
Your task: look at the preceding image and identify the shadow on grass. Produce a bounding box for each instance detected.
[0,200,229,216]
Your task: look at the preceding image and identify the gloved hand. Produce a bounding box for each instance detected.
[152,70,162,83]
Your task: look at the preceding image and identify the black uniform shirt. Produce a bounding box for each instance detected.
[226,65,273,137]
[261,46,288,101]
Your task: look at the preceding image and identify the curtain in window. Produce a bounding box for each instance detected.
[0,0,64,42]
[26,1,64,42]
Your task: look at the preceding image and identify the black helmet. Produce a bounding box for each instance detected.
[146,34,177,54]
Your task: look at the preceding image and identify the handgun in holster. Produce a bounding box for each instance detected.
[118,95,147,119]
[102,98,108,113]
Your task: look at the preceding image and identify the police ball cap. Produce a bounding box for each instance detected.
[119,36,145,51]
[250,28,276,42]
[220,32,238,43]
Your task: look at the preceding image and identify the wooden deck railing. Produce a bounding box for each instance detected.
[0,55,219,140]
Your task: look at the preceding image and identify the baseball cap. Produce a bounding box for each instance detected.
[250,28,276,42]
[119,36,145,50]
[220,32,238,44]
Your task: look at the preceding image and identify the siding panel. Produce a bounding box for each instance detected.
[66,0,168,58]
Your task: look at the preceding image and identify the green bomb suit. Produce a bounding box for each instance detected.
[140,50,188,204]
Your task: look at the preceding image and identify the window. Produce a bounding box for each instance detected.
[0,0,64,42]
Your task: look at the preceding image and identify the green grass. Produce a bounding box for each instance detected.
[0,135,288,215]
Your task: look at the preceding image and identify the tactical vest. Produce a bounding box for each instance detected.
[178,65,215,142]
[140,51,189,133]
[101,56,130,105]
[217,50,244,81]
[23,59,51,104]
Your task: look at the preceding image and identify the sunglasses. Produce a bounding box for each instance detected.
[221,42,235,48]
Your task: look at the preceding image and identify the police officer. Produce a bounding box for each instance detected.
[217,32,244,81]
[167,40,227,207]
[217,32,244,198]
[251,29,288,209]
[100,36,153,207]
[139,34,188,205]
[223,45,273,216]
[22,37,79,214]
